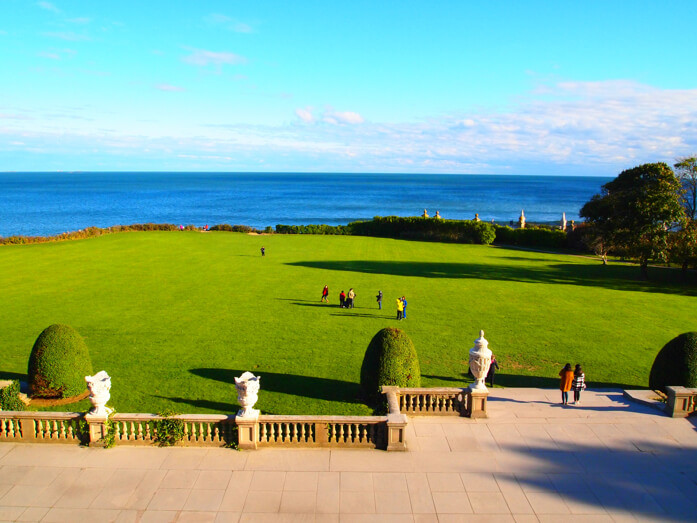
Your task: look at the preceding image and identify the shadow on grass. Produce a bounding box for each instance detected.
[0,371,27,381]
[286,260,697,296]
[329,312,391,319]
[155,395,237,413]
[189,368,364,405]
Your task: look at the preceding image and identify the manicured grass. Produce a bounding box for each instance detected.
[1,231,695,415]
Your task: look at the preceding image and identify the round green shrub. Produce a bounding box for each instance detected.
[28,324,94,398]
[0,380,25,411]
[360,327,421,402]
[649,332,697,392]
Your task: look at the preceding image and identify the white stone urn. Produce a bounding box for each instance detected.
[469,330,492,392]
[85,371,113,417]
[235,371,260,418]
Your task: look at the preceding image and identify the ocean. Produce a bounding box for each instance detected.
[0,172,611,237]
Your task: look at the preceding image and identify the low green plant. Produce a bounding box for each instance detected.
[28,324,94,398]
[360,327,421,403]
[0,380,25,411]
[649,332,697,392]
[155,410,185,447]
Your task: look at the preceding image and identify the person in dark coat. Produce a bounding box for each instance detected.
[339,290,346,308]
[487,355,500,387]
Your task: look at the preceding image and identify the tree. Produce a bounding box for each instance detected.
[580,163,685,279]
[674,156,697,221]
[672,156,697,274]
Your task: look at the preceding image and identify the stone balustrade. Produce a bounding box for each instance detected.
[110,413,236,447]
[0,412,84,443]
[665,386,697,418]
[257,415,386,448]
[383,386,467,415]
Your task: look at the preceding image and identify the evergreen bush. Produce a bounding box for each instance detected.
[649,332,697,392]
[0,380,25,411]
[360,327,421,402]
[28,324,94,398]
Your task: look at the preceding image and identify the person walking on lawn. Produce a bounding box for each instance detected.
[401,296,408,319]
[339,290,346,308]
[321,285,329,303]
[376,290,383,310]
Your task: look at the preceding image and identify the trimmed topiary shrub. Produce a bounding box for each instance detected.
[0,380,25,411]
[360,327,421,402]
[649,332,697,392]
[28,324,94,398]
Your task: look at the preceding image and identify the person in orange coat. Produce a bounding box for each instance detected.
[559,363,573,405]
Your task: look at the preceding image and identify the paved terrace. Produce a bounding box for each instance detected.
[1,389,696,522]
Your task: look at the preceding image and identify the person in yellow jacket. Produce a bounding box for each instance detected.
[396,297,404,320]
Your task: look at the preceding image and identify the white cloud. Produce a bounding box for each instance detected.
[67,17,91,24]
[154,83,186,92]
[2,79,695,174]
[37,48,76,60]
[295,107,364,125]
[295,108,314,123]
[37,1,60,13]
[182,49,246,67]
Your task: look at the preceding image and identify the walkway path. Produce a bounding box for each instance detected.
[1,389,696,522]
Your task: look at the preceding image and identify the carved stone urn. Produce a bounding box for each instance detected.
[469,330,492,392]
[235,371,260,418]
[85,371,113,417]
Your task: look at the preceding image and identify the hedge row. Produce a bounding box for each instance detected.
[348,216,496,245]
[492,225,569,249]
[275,224,351,235]
[0,223,198,245]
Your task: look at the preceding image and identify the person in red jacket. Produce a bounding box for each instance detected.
[339,290,346,308]
[321,285,329,302]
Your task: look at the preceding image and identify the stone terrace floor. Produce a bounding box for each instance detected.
[1,388,696,522]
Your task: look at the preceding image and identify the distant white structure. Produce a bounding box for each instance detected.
[562,212,567,231]
[422,209,429,218]
[518,210,526,229]
[474,213,480,222]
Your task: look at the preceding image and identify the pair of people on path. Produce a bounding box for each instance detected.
[559,363,586,405]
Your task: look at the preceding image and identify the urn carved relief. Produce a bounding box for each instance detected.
[85,371,113,417]
[468,330,492,391]
[235,371,260,417]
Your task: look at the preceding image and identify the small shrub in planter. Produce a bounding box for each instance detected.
[649,332,697,392]
[28,324,94,398]
[360,327,421,403]
[0,380,25,411]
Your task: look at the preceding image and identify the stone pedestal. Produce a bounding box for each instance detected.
[467,389,489,419]
[236,412,259,450]
[84,414,108,447]
[665,386,697,418]
[386,413,408,451]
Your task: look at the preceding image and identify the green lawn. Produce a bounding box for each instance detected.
[1,231,695,415]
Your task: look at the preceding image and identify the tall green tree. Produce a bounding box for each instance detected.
[580,163,685,279]
[674,156,697,221]
[671,156,697,273]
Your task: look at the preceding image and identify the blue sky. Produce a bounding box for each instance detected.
[1,1,696,175]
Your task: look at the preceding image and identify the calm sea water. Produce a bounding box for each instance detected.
[0,172,611,237]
